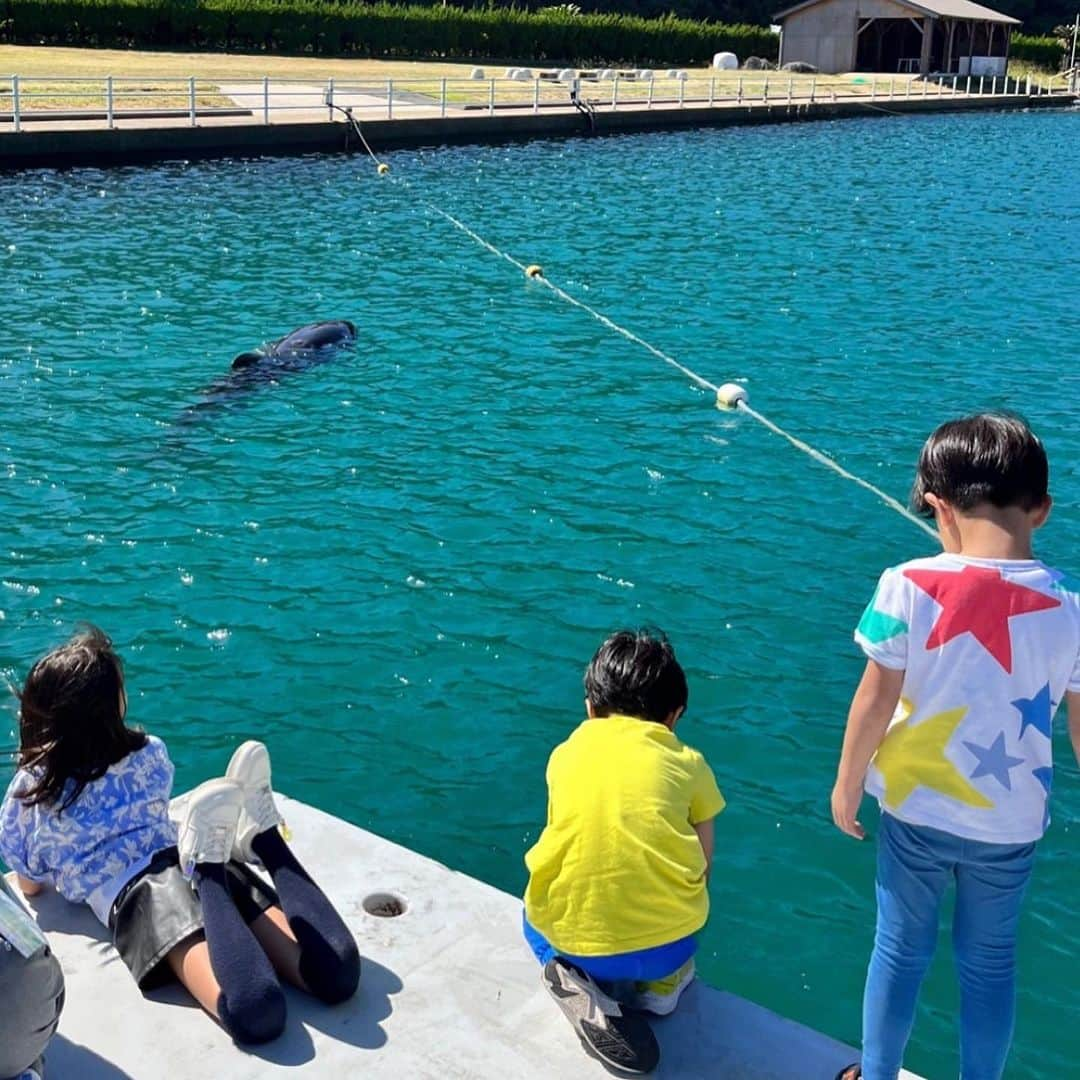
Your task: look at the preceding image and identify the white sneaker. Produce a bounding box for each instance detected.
[225,741,286,864]
[631,958,696,1016]
[176,778,243,878]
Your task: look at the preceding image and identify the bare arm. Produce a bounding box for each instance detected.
[1067,691,1080,768]
[831,660,905,840]
[693,818,714,880]
[16,874,43,897]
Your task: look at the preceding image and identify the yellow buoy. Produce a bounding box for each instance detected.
[377,163,390,175]
[525,264,543,279]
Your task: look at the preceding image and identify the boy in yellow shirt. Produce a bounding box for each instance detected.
[524,629,724,1074]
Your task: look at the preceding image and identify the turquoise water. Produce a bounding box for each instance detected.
[3,107,1079,1076]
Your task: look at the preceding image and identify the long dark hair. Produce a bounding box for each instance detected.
[17,625,147,811]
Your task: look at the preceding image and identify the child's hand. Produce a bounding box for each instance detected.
[831,780,866,840]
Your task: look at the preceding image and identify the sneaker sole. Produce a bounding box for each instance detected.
[543,961,660,1075]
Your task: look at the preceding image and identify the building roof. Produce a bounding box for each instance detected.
[774,0,1021,23]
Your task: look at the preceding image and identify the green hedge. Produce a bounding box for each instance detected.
[0,0,778,66]
[1011,33,1064,69]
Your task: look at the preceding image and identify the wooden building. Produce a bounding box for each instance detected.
[774,0,1021,76]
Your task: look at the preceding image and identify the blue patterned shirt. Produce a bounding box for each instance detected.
[0,735,177,922]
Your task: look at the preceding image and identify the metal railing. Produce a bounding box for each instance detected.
[1,71,1074,131]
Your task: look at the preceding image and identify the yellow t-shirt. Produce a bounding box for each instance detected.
[523,713,725,956]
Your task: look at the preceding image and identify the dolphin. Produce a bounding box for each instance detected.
[177,320,357,423]
[231,320,357,371]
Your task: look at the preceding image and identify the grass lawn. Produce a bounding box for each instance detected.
[0,44,1060,113]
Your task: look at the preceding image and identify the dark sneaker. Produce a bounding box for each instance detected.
[543,957,660,1075]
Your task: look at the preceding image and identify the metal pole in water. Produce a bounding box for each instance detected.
[11,75,19,133]
[532,77,538,115]
[966,74,971,94]
[189,76,197,126]
[763,76,769,103]
[810,76,816,102]
[107,75,114,129]
[263,75,269,124]
[648,76,654,109]
[488,78,495,116]
[737,75,743,104]
[613,74,620,111]
[327,77,334,121]
[678,75,684,107]
[709,76,715,107]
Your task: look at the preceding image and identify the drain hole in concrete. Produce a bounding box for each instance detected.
[363,892,407,917]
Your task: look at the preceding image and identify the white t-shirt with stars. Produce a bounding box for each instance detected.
[856,553,1080,844]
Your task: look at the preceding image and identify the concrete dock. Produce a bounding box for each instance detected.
[1,86,1074,167]
[16,796,923,1078]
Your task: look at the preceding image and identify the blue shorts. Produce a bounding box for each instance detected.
[522,912,696,982]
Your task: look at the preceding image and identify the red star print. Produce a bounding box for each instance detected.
[904,565,1060,673]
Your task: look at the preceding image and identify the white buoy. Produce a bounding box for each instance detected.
[470,67,486,80]
[716,383,749,410]
[713,51,738,70]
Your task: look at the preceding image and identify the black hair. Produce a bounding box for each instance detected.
[584,629,688,725]
[911,413,1049,518]
[17,625,146,812]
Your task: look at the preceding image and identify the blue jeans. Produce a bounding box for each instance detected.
[522,913,696,982]
[862,813,1035,1080]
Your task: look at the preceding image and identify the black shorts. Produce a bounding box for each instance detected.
[109,846,278,989]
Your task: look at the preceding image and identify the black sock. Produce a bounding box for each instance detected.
[194,862,287,1043]
[251,829,361,1004]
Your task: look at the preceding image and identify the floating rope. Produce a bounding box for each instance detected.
[339,107,937,541]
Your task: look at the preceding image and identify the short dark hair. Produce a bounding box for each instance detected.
[584,629,688,725]
[17,625,146,811]
[911,413,1048,518]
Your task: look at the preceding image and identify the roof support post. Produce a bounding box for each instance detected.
[919,16,933,77]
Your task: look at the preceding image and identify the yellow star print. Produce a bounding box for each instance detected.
[874,699,993,811]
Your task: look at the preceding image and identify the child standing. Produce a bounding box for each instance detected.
[0,625,360,1044]
[524,629,725,1075]
[832,415,1080,1080]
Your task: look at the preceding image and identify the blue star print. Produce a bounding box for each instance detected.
[1032,767,1052,795]
[1013,683,1054,740]
[964,733,1026,791]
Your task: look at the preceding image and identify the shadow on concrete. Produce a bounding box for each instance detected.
[46,1035,138,1079]
[26,890,110,945]
[242,956,404,1066]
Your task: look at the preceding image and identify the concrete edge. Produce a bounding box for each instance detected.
[0,93,1074,169]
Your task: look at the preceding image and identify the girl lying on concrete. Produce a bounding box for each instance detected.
[0,625,360,1044]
